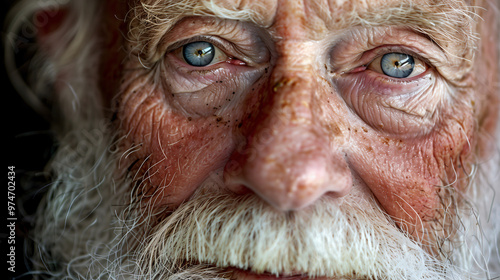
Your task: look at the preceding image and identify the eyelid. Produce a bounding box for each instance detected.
[168,36,221,52]
[364,45,433,70]
[167,35,249,65]
[367,53,427,79]
[174,41,228,67]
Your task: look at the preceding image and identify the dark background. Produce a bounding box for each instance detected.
[3,0,53,278]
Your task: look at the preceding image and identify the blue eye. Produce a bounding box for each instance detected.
[182,41,215,67]
[380,53,415,78]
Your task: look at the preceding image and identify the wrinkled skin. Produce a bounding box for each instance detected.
[96,0,498,276]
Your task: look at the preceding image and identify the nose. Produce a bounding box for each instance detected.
[224,72,352,211]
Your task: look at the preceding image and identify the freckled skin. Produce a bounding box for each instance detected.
[107,0,498,255]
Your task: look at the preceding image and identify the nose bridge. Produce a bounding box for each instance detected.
[256,51,327,159]
[267,41,320,126]
[270,75,314,126]
[224,53,352,211]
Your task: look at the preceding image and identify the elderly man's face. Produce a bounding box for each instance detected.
[19,0,499,279]
[114,0,494,245]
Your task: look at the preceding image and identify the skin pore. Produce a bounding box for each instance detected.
[93,0,499,277]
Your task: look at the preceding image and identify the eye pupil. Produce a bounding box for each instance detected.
[381,53,415,78]
[183,41,215,67]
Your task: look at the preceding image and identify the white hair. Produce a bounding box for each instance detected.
[4,0,500,279]
[5,0,103,133]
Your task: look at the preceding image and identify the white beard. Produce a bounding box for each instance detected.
[27,121,500,280]
[8,0,499,278]
[132,184,453,279]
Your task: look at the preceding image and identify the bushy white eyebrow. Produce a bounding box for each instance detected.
[127,0,480,68]
[127,0,268,65]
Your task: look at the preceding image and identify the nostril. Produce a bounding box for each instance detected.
[226,183,253,195]
[224,118,352,210]
[223,159,254,195]
[329,182,351,198]
[224,158,244,178]
[222,141,353,211]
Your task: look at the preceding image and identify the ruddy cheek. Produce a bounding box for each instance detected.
[146,116,236,208]
[347,134,442,229]
[116,82,238,209]
[346,104,475,240]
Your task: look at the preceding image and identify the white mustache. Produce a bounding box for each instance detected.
[136,187,454,280]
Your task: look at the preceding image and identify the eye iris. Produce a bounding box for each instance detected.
[183,41,215,67]
[381,53,415,78]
